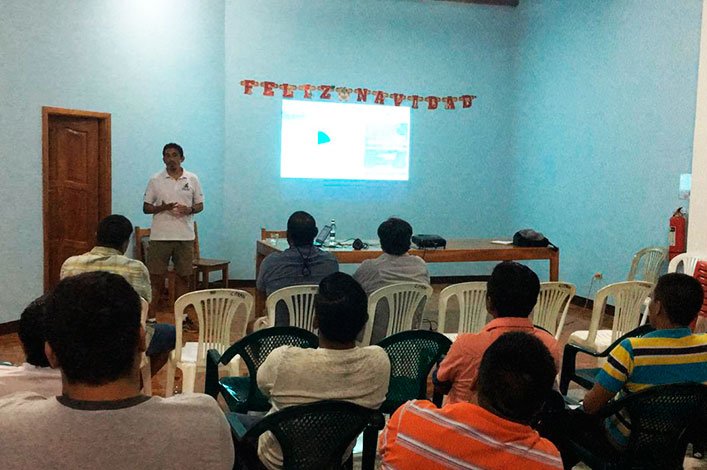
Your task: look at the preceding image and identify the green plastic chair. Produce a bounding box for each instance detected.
[206,326,318,413]
[376,330,452,414]
[228,400,384,470]
[564,383,707,470]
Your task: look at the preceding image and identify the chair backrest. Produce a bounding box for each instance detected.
[376,330,452,414]
[586,281,654,346]
[261,227,288,240]
[218,326,319,411]
[628,247,668,284]
[266,285,319,332]
[243,400,385,470]
[174,289,253,364]
[437,282,488,335]
[668,252,705,275]
[360,283,433,346]
[134,226,151,263]
[532,282,576,339]
[616,383,707,468]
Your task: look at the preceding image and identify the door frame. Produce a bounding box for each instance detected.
[42,106,112,290]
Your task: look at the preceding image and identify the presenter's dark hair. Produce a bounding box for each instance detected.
[315,273,368,343]
[378,218,412,256]
[478,332,556,423]
[653,273,704,326]
[19,294,51,368]
[46,271,141,385]
[287,211,318,247]
[96,214,133,250]
[163,142,184,158]
[487,261,540,317]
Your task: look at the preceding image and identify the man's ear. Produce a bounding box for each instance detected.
[138,326,147,353]
[45,342,60,369]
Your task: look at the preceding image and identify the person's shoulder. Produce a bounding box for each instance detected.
[148,170,166,180]
[182,169,200,180]
[152,394,223,415]
[358,345,391,368]
[0,391,50,410]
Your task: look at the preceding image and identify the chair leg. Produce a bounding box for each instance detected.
[165,358,176,397]
[141,356,152,396]
[181,364,197,394]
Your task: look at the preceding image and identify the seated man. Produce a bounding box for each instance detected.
[579,272,707,448]
[353,217,430,295]
[60,214,175,376]
[253,272,391,469]
[0,295,61,397]
[256,211,339,325]
[379,332,562,470]
[0,272,233,469]
[435,261,560,404]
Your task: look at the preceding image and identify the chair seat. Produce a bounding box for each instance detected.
[568,329,615,353]
[194,258,230,268]
[219,376,271,413]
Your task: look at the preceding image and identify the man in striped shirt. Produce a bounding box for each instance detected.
[582,272,707,447]
[379,332,563,470]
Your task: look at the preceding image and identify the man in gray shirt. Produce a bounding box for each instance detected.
[257,211,339,324]
[0,271,233,469]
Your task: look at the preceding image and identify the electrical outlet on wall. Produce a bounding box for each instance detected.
[593,272,603,280]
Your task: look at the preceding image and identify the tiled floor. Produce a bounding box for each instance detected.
[1,284,704,469]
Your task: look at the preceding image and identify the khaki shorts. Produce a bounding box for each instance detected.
[146,240,194,277]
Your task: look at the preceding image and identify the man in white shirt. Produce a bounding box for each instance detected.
[0,271,233,469]
[241,272,391,470]
[143,143,204,318]
[353,217,430,295]
[0,295,61,398]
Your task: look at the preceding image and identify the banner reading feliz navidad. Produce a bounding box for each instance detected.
[240,79,477,111]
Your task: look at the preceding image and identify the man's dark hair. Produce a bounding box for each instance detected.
[478,332,557,423]
[487,261,540,317]
[19,294,51,367]
[163,142,184,157]
[315,273,368,343]
[287,211,318,247]
[378,218,412,256]
[96,214,133,250]
[45,271,141,385]
[653,272,704,326]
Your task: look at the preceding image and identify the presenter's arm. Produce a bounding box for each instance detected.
[143,201,176,214]
[191,202,204,214]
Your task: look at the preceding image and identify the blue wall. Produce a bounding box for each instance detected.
[224,0,518,277]
[0,0,225,322]
[510,0,702,295]
[0,0,703,322]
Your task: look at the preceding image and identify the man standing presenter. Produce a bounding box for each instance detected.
[143,143,203,329]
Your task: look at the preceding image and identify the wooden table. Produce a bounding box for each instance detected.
[255,238,559,315]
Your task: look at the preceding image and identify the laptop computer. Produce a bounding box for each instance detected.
[313,225,332,247]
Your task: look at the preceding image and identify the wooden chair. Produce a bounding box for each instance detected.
[260,227,287,241]
[134,223,230,306]
[193,222,230,290]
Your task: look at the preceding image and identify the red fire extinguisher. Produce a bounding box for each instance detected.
[669,207,687,260]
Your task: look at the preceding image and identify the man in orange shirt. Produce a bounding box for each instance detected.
[379,332,562,470]
[434,261,560,404]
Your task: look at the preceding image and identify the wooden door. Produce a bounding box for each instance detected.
[43,107,111,290]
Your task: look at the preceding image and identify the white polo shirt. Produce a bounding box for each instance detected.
[144,169,204,241]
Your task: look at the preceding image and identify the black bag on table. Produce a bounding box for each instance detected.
[513,229,558,251]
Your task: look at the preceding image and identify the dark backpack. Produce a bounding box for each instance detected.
[513,229,558,251]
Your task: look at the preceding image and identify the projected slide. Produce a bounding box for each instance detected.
[281,100,410,181]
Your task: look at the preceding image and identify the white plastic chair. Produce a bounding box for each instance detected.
[628,247,668,284]
[166,289,253,396]
[263,285,319,333]
[139,297,151,396]
[639,252,707,325]
[437,282,488,336]
[568,281,653,353]
[531,282,576,339]
[360,282,433,346]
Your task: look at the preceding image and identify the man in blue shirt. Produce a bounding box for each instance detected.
[257,211,339,325]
